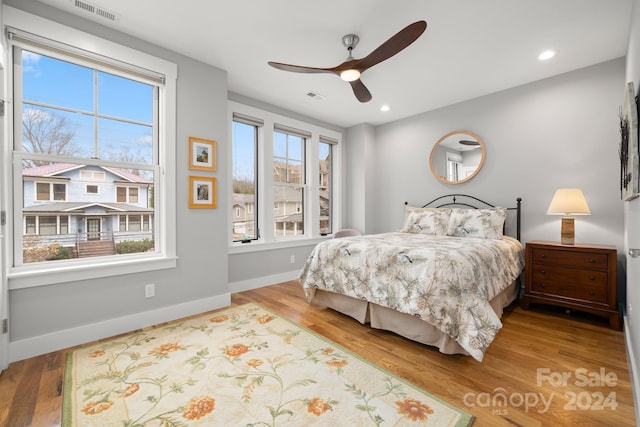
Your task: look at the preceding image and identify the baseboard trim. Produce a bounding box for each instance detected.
[624,315,640,424]
[9,293,231,363]
[228,270,299,293]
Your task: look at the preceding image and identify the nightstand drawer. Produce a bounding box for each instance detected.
[530,248,608,270]
[530,279,607,303]
[531,264,608,287]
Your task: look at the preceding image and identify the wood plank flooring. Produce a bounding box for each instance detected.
[0,280,636,426]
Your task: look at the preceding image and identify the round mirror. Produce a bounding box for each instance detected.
[429,130,486,184]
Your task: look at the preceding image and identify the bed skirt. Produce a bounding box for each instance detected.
[308,280,519,356]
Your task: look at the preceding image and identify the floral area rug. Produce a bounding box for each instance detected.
[63,302,473,426]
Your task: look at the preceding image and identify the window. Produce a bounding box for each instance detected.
[273,128,306,238]
[7,15,177,284]
[319,137,335,235]
[229,101,341,247]
[231,114,260,242]
[35,182,66,201]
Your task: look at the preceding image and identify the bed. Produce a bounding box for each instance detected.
[298,194,524,362]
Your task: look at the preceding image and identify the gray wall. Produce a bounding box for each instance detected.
[365,59,625,254]
[6,0,230,355]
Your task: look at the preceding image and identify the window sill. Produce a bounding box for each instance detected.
[8,255,178,290]
[228,236,329,254]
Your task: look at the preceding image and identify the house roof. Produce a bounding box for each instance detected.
[24,202,154,214]
[23,163,153,184]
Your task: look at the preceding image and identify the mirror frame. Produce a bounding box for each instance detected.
[429,130,486,185]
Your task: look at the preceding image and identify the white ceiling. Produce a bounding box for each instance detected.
[36,0,633,128]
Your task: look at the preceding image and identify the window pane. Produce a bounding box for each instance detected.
[128,215,141,231]
[36,182,49,200]
[98,71,153,123]
[26,216,36,234]
[319,142,332,235]
[273,185,303,237]
[86,185,98,194]
[22,50,93,111]
[22,104,95,158]
[232,121,257,241]
[60,216,69,234]
[53,183,66,200]
[39,216,57,235]
[98,118,153,164]
[117,187,126,202]
[129,188,139,203]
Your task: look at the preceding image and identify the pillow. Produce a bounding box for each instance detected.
[446,207,507,239]
[401,206,451,235]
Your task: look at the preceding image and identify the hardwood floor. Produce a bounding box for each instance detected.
[0,280,636,426]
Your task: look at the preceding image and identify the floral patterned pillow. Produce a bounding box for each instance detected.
[446,208,507,239]
[401,206,451,235]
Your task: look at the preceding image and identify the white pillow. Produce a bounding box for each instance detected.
[401,206,451,235]
[446,208,507,239]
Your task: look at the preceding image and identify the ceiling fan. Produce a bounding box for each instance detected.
[268,20,427,103]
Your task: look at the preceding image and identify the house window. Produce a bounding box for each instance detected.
[231,114,260,242]
[36,182,67,201]
[8,17,177,281]
[116,186,140,204]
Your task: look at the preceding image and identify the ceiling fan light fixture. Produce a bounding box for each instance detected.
[340,69,361,82]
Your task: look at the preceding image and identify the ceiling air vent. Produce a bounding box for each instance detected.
[71,0,120,22]
[306,91,326,100]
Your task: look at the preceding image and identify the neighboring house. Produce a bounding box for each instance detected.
[22,163,154,258]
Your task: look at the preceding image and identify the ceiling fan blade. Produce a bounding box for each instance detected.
[268,61,337,75]
[349,79,372,103]
[355,20,427,71]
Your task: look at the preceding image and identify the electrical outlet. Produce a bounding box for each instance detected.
[145,283,155,298]
[628,303,633,316]
[290,255,295,264]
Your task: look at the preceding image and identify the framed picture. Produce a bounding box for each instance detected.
[620,81,639,201]
[189,175,217,208]
[188,136,216,171]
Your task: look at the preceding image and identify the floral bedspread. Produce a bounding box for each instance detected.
[299,232,524,361]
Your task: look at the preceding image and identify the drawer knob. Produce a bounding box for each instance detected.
[540,270,546,274]
[589,291,595,296]
[589,258,596,263]
[540,283,545,288]
[540,254,546,258]
[589,275,595,280]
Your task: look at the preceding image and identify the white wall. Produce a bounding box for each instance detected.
[5,0,230,361]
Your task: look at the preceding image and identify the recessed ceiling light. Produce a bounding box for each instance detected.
[380,105,391,112]
[538,50,556,61]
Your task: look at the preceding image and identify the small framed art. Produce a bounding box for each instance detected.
[189,175,217,209]
[188,136,216,172]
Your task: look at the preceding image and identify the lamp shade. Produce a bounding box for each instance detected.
[547,188,591,216]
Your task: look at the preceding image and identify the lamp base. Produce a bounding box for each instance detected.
[560,217,575,245]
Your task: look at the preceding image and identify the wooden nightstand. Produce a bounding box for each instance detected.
[522,241,620,330]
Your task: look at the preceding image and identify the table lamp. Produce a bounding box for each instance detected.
[547,188,591,245]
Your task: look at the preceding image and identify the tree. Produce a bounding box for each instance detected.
[22,108,79,165]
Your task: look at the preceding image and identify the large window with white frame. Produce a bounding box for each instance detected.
[5,12,176,282]
[229,101,341,245]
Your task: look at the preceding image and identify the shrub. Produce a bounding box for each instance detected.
[116,239,155,254]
